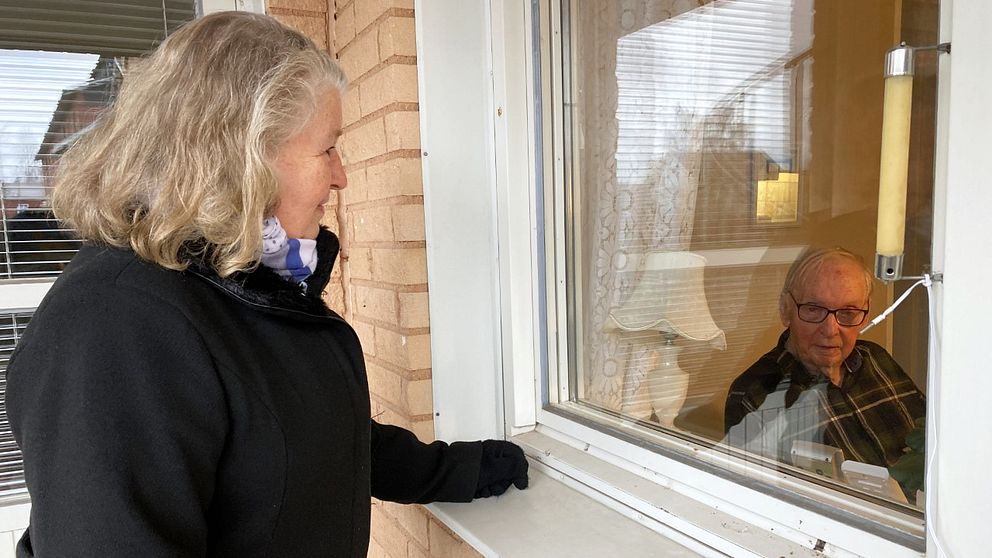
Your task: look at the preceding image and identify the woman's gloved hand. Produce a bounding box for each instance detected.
[474,440,529,498]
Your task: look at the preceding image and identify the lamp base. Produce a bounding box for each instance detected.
[648,341,688,428]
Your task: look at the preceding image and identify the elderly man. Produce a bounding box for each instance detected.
[723,247,925,468]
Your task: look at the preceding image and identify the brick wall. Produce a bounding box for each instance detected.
[267,0,333,50]
[271,2,484,557]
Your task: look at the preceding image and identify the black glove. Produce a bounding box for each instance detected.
[474,439,529,498]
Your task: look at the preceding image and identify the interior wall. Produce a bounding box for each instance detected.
[892,0,939,392]
[805,0,896,344]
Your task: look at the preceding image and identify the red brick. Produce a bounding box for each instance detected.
[371,248,428,285]
[374,328,431,370]
[354,284,398,323]
[353,205,395,242]
[384,110,421,151]
[378,16,417,60]
[381,501,429,547]
[391,204,426,242]
[428,518,483,558]
[334,2,356,51]
[345,117,387,163]
[271,14,328,51]
[366,157,424,200]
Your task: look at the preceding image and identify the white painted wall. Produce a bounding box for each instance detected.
[415,0,504,442]
[488,1,540,435]
[0,502,30,556]
[0,530,23,558]
[932,1,992,556]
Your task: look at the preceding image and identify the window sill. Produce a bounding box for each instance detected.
[428,430,827,558]
[428,462,702,557]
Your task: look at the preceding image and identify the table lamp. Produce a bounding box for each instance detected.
[606,251,726,427]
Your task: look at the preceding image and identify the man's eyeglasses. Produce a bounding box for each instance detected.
[787,292,868,327]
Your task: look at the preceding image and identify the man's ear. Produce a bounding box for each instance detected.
[779,296,791,327]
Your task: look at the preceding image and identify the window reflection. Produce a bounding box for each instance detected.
[722,247,926,504]
[0,52,122,277]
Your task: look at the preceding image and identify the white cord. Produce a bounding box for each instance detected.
[922,275,949,558]
[859,274,948,556]
[859,277,927,335]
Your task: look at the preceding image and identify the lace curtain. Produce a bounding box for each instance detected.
[578,0,711,416]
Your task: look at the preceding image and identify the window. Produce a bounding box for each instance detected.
[0,311,32,498]
[543,0,937,540]
[1,51,109,278]
[0,0,195,504]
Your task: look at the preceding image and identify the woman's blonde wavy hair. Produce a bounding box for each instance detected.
[52,11,348,277]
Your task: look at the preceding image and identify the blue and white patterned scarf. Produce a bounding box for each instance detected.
[261,217,318,285]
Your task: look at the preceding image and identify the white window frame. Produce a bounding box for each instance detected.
[199,0,266,15]
[420,0,992,557]
[534,0,928,552]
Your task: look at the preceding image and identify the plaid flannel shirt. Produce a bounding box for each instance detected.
[724,330,926,467]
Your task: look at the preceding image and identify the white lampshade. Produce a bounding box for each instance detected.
[605,251,726,349]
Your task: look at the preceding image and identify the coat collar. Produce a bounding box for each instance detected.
[189,227,342,319]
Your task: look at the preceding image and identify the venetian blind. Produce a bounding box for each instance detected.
[0,1,195,279]
[617,0,806,430]
[0,311,31,497]
[572,0,811,437]
[0,0,196,57]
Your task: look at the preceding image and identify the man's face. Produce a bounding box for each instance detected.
[783,258,869,374]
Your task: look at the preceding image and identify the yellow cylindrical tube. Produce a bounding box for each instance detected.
[876,74,914,257]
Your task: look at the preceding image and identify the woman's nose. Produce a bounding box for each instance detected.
[330,151,348,190]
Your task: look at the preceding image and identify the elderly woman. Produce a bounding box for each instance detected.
[6,12,526,557]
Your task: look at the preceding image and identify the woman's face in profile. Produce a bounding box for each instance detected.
[272,87,347,239]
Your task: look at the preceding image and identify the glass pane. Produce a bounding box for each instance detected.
[0,51,121,277]
[557,0,936,511]
[0,3,196,279]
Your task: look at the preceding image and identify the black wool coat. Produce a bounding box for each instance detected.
[6,229,482,557]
